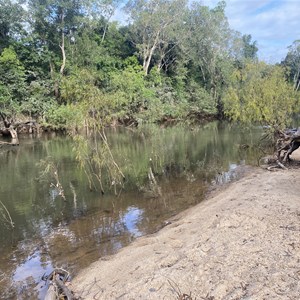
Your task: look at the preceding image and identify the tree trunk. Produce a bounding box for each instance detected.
[0,113,19,145]
[101,23,109,43]
[59,40,66,75]
[59,13,66,75]
[143,45,156,75]
[296,77,300,92]
[293,65,300,91]
[143,31,161,75]
[8,126,19,145]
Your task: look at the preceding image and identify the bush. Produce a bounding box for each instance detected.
[44,103,84,130]
[186,81,217,115]
[223,62,298,130]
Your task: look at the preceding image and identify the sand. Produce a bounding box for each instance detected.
[71,153,300,299]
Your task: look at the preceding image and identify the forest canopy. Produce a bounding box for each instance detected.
[0,0,299,130]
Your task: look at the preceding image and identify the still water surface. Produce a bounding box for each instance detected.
[0,122,263,299]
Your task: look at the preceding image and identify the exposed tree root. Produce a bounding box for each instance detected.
[262,127,300,171]
[276,128,300,162]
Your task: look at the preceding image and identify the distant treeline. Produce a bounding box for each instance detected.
[0,0,299,129]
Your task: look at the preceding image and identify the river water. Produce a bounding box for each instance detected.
[0,122,264,299]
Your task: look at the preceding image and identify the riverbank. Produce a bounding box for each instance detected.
[71,157,300,299]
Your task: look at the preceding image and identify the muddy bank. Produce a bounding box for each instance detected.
[71,163,300,299]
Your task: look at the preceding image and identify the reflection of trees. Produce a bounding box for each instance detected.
[0,123,264,299]
[41,206,138,272]
[109,122,262,189]
[0,123,263,253]
[135,177,208,234]
[0,204,138,298]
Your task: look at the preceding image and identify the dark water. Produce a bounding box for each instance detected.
[0,122,264,299]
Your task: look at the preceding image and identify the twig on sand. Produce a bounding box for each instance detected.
[276,160,288,170]
[167,278,194,300]
[266,160,288,171]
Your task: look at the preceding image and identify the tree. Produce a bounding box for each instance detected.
[0,46,27,107]
[223,62,297,131]
[186,1,234,112]
[126,0,187,75]
[92,0,122,43]
[28,0,86,76]
[282,40,300,91]
[0,0,25,51]
[241,34,258,60]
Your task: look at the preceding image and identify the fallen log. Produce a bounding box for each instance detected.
[43,268,73,300]
[44,284,58,300]
[0,111,39,145]
[0,112,19,145]
[53,274,73,300]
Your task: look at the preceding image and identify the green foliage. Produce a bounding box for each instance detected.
[282,40,300,91]
[44,103,83,129]
[152,77,188,120]
[0,84,13,115]
[20,80,55,117]
[223,62,298,130]
[15,41,58,82]
[72,132,125,194]
[0,0,25,51]
[60,68,119,125]
[0,47,27,104]
[109,56,157,119]
[185,0,234,111]
[186,81,217,115]
[61,68,100,104]
[126,0,188,74]
[242,34,258,60]
[0,0,298,129]
[69,30,102,69]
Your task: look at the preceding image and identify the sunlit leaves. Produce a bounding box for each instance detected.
[224,62,298,130]
[0,46,27,114]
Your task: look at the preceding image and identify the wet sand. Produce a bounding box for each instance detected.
[71,152,300,299]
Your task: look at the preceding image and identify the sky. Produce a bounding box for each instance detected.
[204,0,300,63]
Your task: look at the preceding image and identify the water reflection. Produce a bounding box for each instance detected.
[0,122,264,299]
[13,250,53,297]
[122,206,144,238]
[214,163,241,185]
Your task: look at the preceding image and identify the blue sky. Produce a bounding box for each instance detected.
[205,0,300,62]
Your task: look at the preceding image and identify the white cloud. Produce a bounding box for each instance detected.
[204,0,300,62]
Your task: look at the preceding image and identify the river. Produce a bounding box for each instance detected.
[0,122,264,299]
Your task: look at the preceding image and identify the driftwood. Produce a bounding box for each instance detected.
[260,127,300,171]
[0,112,19,145]
[44,284,58,300]
[0,112,39,145]
[43,268,73,300]
[277,128,300,163]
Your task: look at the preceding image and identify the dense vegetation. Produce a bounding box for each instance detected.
[0,0,299,130]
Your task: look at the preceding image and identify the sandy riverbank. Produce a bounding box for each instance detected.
[71,155,300,299]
